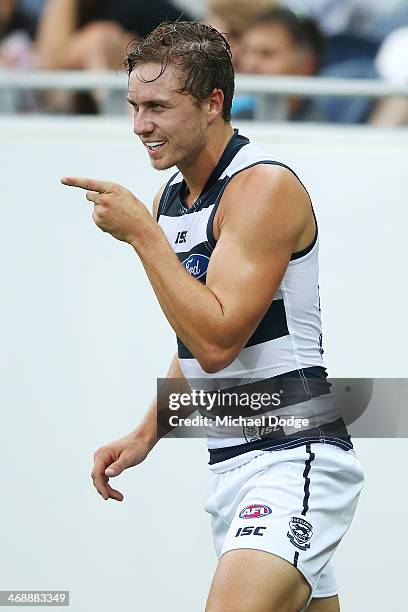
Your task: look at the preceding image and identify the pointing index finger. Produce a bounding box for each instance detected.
[61,176,111,193]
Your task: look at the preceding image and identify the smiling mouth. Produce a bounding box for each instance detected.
[145,141,166,153]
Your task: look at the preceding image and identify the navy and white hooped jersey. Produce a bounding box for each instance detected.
[157,130,352,462]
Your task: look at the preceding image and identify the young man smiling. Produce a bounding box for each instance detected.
[62,22,364,612]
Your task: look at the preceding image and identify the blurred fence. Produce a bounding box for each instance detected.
[1,70,408,118]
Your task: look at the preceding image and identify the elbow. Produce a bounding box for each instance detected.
[197,346,238,374]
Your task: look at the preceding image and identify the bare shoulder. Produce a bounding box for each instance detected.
[215,163,311,236]
[226,163,310,211]
[152,182,167,220]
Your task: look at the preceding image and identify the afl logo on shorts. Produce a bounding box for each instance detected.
[182,254,209,280]
[239,504,272,519]
[287,517,313,550]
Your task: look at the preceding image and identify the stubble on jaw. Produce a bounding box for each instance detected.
[150,132,207,173]
[176,129,209,174]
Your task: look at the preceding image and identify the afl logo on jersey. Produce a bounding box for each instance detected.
[239,504,272,519]
[182,254,209,280]
[287,517,313,550]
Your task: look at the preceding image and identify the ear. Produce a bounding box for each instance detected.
[206,88,225,124]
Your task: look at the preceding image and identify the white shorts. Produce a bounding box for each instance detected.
[204,442,364,610]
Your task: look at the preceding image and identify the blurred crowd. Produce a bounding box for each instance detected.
[1,0,408,124]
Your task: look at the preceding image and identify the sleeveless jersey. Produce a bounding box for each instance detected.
[157,130,352,463]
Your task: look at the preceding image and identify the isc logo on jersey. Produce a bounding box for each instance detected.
[182,254,209,280]
[239,504,272,519]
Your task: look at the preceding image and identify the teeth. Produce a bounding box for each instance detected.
[147,142,165,148]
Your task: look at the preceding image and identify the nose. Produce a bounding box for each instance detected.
[133,108,155,137]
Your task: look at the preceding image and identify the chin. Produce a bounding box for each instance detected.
[151,157,176,171]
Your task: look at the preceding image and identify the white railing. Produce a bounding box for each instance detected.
[1,69,408,118]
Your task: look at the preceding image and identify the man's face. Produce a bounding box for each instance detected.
[128,63,209,171]
[239,23,311,76]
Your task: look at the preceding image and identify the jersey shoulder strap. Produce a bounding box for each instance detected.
[156,171,182,221]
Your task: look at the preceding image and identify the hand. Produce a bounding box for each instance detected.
[61,176,153,244]
[91,432,152,502]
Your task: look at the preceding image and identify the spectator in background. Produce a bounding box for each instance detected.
[1,0,45,41]
[36,0,191,71]
[236,6,382,124]
[376,27,408,87]
[370,27,408,126]
[0,1,47,111]
[0,0,45,68]
[203,0,279,67]
[236,8,324,121]
[0,0,192,112]
[280,0,408,126]
[34,0,192,113]
[281,0,408,63]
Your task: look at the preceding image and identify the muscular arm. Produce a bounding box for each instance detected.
[137,166,311,373]
[62,166,312,374]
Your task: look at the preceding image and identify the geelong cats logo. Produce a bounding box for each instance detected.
[182,254,209,280]
[287,517,314,550]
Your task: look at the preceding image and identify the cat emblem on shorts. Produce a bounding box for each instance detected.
[243,425,261,442]
[287,517,313,551]
[243,424,280,443]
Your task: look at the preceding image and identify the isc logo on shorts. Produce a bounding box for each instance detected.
[239,504,272,519]
[235,526,267,537]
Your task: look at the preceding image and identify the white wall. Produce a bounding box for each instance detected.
[1,117,407,611]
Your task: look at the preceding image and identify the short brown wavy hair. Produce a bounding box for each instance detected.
[125,21,235,123]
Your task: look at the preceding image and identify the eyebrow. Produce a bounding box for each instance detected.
[126,97,169,107]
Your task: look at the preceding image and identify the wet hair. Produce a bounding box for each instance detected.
[124,21,235,122]
[248,7,324,64]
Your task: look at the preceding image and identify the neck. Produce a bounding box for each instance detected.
[178,122,234,206]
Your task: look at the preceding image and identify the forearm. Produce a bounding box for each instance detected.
[61,177,234,370]
[133,228,231,372]
[133,353,191,449]
[36,0,77,68]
